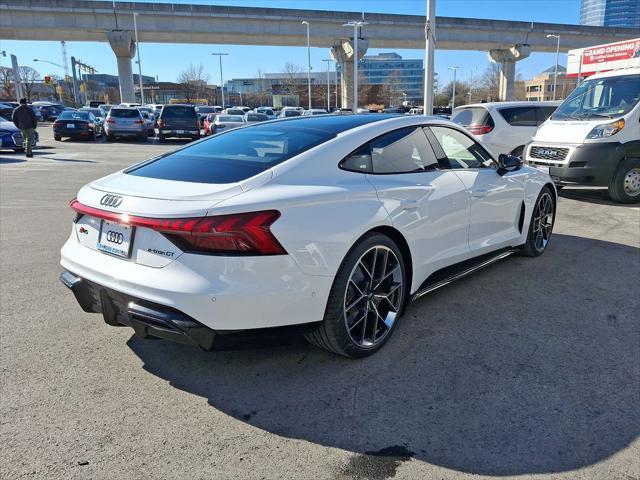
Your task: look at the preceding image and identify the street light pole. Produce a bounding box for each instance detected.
[322,59,332,111]
[211,53,228,109]
[423,0,436,116]
[133,12,145,105]
[302,21,312,110]
[343,20,368,113]
[546,34,560,101]
[449,66,459,112]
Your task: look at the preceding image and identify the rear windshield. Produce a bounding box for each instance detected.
[226,109,245,115]
[109,109,140,118]
[196,107,217,113]
[451,107,492,126]
[218,115,244,122]
[80,108,102,116]
[283,110,301,117]
[59,111,90,120]
[162,106,197,118]
[126,124,334,184]
[246,114,268,121]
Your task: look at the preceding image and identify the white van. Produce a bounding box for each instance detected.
[525,67,640,203]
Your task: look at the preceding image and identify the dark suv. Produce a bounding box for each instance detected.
[157,105,200,141]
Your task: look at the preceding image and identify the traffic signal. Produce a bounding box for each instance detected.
[44,75,52,85]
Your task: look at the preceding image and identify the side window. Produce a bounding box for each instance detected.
[341,127,439,174]
[429,126,493,169]
[370,127,438,173]
[498,107,537,126]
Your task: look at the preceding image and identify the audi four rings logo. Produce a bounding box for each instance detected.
[106,231,124,244]
[100,194,123,207]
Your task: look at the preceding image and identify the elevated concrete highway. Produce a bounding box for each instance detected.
[2,0,636,104]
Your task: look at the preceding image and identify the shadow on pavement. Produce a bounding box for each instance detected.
[559,187,638,207]
[127,234,640,477]
[0,155,27,163]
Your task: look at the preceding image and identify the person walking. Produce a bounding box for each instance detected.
[12,98,38,158]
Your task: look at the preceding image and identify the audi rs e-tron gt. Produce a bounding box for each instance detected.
[60,115,556,357]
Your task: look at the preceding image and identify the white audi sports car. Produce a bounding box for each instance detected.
[60,114,556,357]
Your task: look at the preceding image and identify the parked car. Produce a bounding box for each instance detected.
[53,110,103,141]
[255,107,276,119]
[525,68,639,203]
[236,106,252,113]
[157,104,200,141]
[279,109,301,118]
[195,106,219,126]
[210,114,245,134]
[303,109,328,116]
[244,112,269,124]
[60,114,556,357]
[225,107,246,116]
[407,107,423,115]
[119,102,141,108]
[104,107,147,141]
[79,107,106,122]
[87,101,105,108]
[0,115,39,152]
[35,103,64,121]
[0,103,14,119]
[140,111,156,136]
[99,104,113,115]
[452,101,560,158]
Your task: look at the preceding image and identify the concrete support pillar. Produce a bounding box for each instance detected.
[488,44,531,101]
[331,38,368,109]
[107,30,136,103]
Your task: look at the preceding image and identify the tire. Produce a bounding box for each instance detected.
[106,134,115,142]
[158,134,165,142]
[521,186,555,257]
[54,136,61,141]
[138,133,147,142]
[608,157,640,204]
[304,232,408,358]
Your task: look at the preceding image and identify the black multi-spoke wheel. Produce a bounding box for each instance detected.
[305,233,407,358]
[521,186,555,257]
[344,246,403,348]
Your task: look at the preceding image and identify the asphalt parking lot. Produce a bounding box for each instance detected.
[1,126,639,480]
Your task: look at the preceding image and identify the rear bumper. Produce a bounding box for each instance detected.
[159,129,200,138]
[60,234,333,332]
[60,270,216,349]
[105,127,145,136]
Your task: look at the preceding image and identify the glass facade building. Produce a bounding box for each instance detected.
[358,53,424,105]
[579,0,640,28]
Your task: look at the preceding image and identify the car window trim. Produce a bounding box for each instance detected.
[339,125,442,176]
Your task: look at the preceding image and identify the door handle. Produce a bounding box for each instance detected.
[400,199,419,210]
[471,189,488,198]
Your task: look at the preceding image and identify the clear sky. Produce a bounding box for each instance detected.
[0,0,581,86]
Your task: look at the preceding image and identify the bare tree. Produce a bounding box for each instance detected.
[281,62,304,96]
[18,66,41,101]
[0,67,14,100]
[177,63,211,103]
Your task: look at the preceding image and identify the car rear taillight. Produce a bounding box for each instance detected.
[467,124,493,135]
[70,200,286,255]
[106,119,115,124]
[134,120,144,124]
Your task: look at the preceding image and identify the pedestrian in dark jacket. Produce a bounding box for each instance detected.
[12,98,38,158]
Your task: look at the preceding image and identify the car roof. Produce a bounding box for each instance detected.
[458,101,561,110]
[258,113,400,134]
[587,67,640,80]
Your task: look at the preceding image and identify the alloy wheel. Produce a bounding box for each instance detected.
[343,246,404,348]
[533,192,554,252]
[623,168,640,197]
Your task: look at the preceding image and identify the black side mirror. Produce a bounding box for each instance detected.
[497,154,523,174]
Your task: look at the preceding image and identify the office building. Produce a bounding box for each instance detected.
[524,65,576,101]
[358,52,424,106]
[580,0,640,29]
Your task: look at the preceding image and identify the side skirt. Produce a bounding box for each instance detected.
[411,247,518,302]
